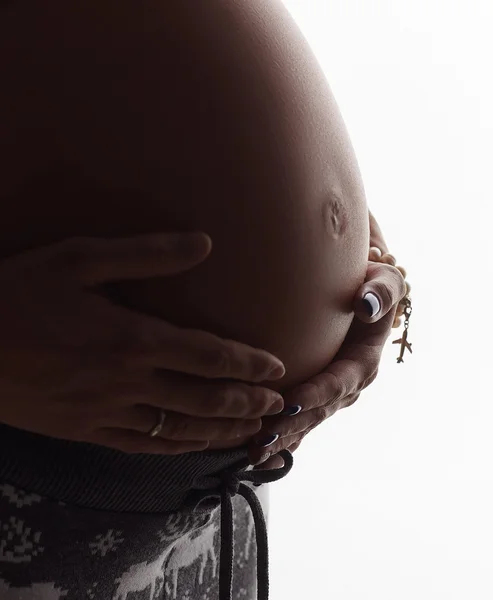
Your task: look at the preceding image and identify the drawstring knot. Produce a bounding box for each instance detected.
[219,470,242,497]
[192,449,293,600]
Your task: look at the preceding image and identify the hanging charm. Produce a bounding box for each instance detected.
[392,296,412,363]
[367,248,413,364]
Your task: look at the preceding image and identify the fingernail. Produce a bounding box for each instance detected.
[280,404,302,417]
[363,292,381,318]
[255,433,279,448]
[252,453,272,471]
[265,363,286,380]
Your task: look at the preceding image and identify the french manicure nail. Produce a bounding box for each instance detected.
[255,433,279,448]
[255,452,271,466]
[363,292,381,318]
[280,404,302,417]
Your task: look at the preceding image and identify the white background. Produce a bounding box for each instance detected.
[269,1,493,598]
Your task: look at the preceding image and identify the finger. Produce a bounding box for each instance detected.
[250,431,302,467]
[283,357,375,416]
[85,373,284,420]
[368,246,382,261]
[247,410,319,464]
[249,391,361,466]
[46,233,212,285]
[144,374,285,419]
[282,316,386,414]
[354,261,407,323]
[97,306,286,383]
[88,428,210,455]
[288,439,303,453]
[265,396,337,434]
[379,253,397,266]
[248,409,317,450]
[253,453,285,471]
[118,404,262,441]
[249,389,360,463]
[252,435,305,470]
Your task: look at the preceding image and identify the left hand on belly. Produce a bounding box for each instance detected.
[247,257,407,469]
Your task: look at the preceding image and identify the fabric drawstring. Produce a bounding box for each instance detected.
[192,449,294,600]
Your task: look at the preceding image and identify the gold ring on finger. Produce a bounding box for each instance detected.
[148,408,167,437]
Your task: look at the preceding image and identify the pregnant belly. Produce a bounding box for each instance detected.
[0,0,370,449]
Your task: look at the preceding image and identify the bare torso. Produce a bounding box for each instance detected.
[0,0,369,450]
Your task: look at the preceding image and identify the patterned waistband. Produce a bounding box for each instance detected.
[0,424,252,514]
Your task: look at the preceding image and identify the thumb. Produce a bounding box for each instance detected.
[353,261,407,323]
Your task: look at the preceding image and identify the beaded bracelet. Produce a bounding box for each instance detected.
[368,247,413,364]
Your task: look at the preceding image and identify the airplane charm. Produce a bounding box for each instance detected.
[392,327,412,363]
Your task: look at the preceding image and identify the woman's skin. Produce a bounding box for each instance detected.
[0,0,406,458]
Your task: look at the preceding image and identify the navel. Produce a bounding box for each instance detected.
[322,188,348,240]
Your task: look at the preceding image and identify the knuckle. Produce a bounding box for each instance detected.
[386,266,407,304]
[326,375,346,404]
[294,382,321,410]
[246,386,271,417]
[392,264,407,288]
[201,343,233,377]
[386,278,407,305]
[381,253,397,266]
[362,367,379,390]
[164,417,191,440]
[289,440,302,453]
[276,420,294,438]
[345,392,361,409]
[260,392,284,418]
[201,388,227,418]
[315,405,330,423]
[209,385,249,418]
